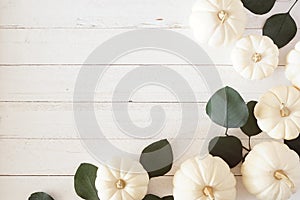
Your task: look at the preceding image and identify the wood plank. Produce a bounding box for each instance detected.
[0,65,290,102]
[0,0,298,29]
[0,176,79,200]
[0,138,272,176]
[0,29,299,65]
[0,102,275,139]
[0,176,281,200]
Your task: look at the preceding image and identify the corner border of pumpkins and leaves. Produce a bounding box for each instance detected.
[29,1,300,200]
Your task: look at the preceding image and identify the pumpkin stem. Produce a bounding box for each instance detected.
[274,170,295,189]
[252,53,262,63]
[280,103,290,117]
[217,10,228,24]
[203,186,215,200]
[115,179,126,189]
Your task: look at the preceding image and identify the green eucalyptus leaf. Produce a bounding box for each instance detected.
[285,135,300,156]
[74,163,99,200]
[143,194,174,200]
[140,139,173,178]
[162,196,174,200]
[263,13,297,48]
[242,0,276,15]
[28,192,54,200]
[209,136,243,168]
[206,86,249,128]
[241,101,262,137]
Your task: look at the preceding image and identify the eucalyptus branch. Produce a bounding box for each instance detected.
[242,137,252,152]
[288,0,299,13]
[242,146,251,152]
[248,136,252,151]
[225,127,229,136]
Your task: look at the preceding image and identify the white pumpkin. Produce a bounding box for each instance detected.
[241,141,300,200]
[189,0,247,47]
[286,41,300,89]
[231,35,279,80]
[254,86,300,140]
[173,154,236,200]
[95,158,149,200]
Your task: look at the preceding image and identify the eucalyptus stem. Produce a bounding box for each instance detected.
[242,137,252,152]
[248,136,252,151]
[288,0,299,13]
[225,128,229,136]
[242,146,250,152]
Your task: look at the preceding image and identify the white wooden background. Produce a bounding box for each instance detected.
[0,0,300,199]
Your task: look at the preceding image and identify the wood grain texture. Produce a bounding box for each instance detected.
[0,29,299,65]
[0,137,273,176]
[0,0,298,29]
[0,102,276,139]
[0,65,290,102]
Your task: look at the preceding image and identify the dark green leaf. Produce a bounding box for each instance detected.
[263,13,297,48]
[242,0,275,15]
[242,152,249,163]
[74,163,99,200]
[209,136,243,168]
[28,192,54,200]
[206,86,249,128]
[285,135,300,156]
[143,194,174,200]
[162,196,174,200]
[241,101,262,137]
[140,139,173,178]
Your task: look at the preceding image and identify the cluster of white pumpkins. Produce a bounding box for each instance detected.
[188,0,300,199]
[94,0,300,199]
[174,142,300,200]
[95,142,300,200]
[190,0,300,85]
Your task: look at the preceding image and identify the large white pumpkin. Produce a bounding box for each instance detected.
[189,0,247,47]
[242,141,300,200]
[254,86,300,140]
[286,41,300,89]
[173,155,236,200]
[231,35,279,80]
[95,158,149,200]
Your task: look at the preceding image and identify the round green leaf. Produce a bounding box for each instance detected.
[242,0,276,15]
[28,192,54,200]
[206,86,249,128]
[74,163,99,200]
[263,13,297,48]
[140,139,173,178]
[241,101,262,137]
[285,135,300,156]
[143,194,174,200]
[209,136,243,168]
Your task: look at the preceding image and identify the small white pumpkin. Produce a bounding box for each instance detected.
[173,154,236,200]
[231,35,279,80]
[286,41,300,89]
[242,141,300,200]
[189,0,247,47]
[95,158,149,200]
[254,85,300,140]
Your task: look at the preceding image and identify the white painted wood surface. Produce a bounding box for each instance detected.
[0,0,298,29]
[0,29,299,65]
[0,65,290,102]
[0,0,299,199]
